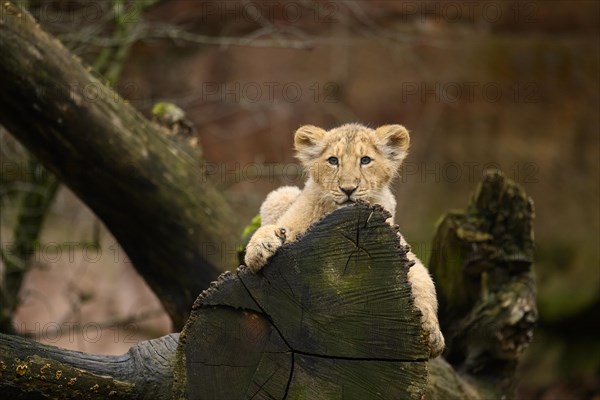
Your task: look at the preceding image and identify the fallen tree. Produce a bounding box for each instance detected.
[0,3,536,399]
[0,1,237,329]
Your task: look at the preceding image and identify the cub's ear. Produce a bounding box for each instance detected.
[375,124,410,163]
[294,125,327,164]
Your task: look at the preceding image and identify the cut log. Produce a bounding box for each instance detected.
[174,204,430,399]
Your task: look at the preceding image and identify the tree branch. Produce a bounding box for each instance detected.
[0,2,239,328]
[1,0,158,335]
[0,332,178,399]
[0,160,58,334]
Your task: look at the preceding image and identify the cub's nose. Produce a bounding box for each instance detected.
[339,186,357,197]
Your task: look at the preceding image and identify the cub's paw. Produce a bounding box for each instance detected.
[424,320,445,358]
[244,224,287,273]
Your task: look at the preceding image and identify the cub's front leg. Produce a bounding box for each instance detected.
[244,224,287,272]
[398,233,445,357]
[407,257,445,358]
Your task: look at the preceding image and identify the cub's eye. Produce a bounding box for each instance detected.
[360,156,372,165]
[327,156,339,166]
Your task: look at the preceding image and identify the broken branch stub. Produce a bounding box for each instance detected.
[428,170,537,396]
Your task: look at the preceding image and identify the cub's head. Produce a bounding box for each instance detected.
[294,123,410,205]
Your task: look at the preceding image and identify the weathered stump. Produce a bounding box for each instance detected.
[174,204,430,399]
[428,170,537,398]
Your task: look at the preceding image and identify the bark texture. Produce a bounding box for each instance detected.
[0,332,179,399]
[0,2,238,328]
[174,204,428,399]
[429,170,537,398]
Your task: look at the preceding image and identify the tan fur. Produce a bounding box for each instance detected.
[245,123,444,357]
[259,186,301,225]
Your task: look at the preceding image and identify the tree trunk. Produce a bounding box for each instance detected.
[0,2,239,328]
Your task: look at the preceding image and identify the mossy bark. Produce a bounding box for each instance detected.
[429,170,537,398]
[0,161,59,334]
[0,2,238,328]
[0,332,178,399]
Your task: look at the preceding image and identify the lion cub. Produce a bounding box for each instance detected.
[244,123,444,357]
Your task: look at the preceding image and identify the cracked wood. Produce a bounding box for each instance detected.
[174,204,428,399]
